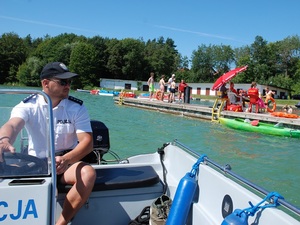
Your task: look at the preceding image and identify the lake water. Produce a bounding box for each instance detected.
[0,86,299,208]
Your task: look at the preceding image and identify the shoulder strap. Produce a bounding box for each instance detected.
[68,96,83,105]
[23,94,37,103]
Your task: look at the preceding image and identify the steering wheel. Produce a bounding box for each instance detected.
[0,152,48,176]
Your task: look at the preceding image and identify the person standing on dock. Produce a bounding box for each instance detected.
[178,79,188,102]
[169,78,176,103]
[147,72,155,101]
[247,81,263,113]
[167,74,175,102]
[219,83,228,98]
[265,87,275,105]
[158,75,166,101]
[229,82,245,107]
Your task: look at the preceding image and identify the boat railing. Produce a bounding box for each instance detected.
[173,139,300,216]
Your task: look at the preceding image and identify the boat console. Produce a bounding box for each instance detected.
[81,120,110,164]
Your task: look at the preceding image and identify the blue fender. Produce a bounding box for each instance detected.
[221,209,249,225]
[166,172,197,225]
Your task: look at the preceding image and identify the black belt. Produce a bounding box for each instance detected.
[55,149,99,164]
[55,149,72,156]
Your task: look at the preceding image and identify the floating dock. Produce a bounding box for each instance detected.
[114,97,300,129]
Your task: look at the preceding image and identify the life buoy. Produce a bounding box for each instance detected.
[156,90,162,100]
[271,112,286,117]
[284,114,299,119]
[266,97,276,113]
[271,112,299,119]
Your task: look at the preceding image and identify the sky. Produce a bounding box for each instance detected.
[1,0,300,58]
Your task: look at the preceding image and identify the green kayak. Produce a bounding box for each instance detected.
[219,117,300,138]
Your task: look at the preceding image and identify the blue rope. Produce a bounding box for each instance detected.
[237,192,284,217]
[189,154,207,178]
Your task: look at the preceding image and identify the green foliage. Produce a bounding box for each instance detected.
[17,57,44,86]
[119,38,145,80]
[0,31,299,93]
[0,32,28,84]
[174,69,191,83]
[143,37,177,78]
[69,42,98,89]
[291,60,300,94]
[191,44,234,82]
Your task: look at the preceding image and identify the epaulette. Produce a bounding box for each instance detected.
[68,96,83,105]
[23,94,37,103]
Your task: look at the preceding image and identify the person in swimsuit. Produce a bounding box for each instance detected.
[167,74,175,102]
[158,75,166,101]
[147,72,155,101]
[169,78,176,103]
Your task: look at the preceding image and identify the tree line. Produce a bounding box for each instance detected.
[0,32,300,94]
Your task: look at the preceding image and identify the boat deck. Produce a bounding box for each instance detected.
[114,97,300,129]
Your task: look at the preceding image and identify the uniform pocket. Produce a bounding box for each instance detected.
[56,123,75,134]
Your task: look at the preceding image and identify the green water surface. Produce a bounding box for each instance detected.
[1,87,299,208]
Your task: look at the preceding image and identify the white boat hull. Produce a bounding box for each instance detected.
[56,143,300,224]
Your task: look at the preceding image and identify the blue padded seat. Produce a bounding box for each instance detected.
[57,166,160,193]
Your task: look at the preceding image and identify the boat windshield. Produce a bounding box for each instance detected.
[0,90,53,178]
